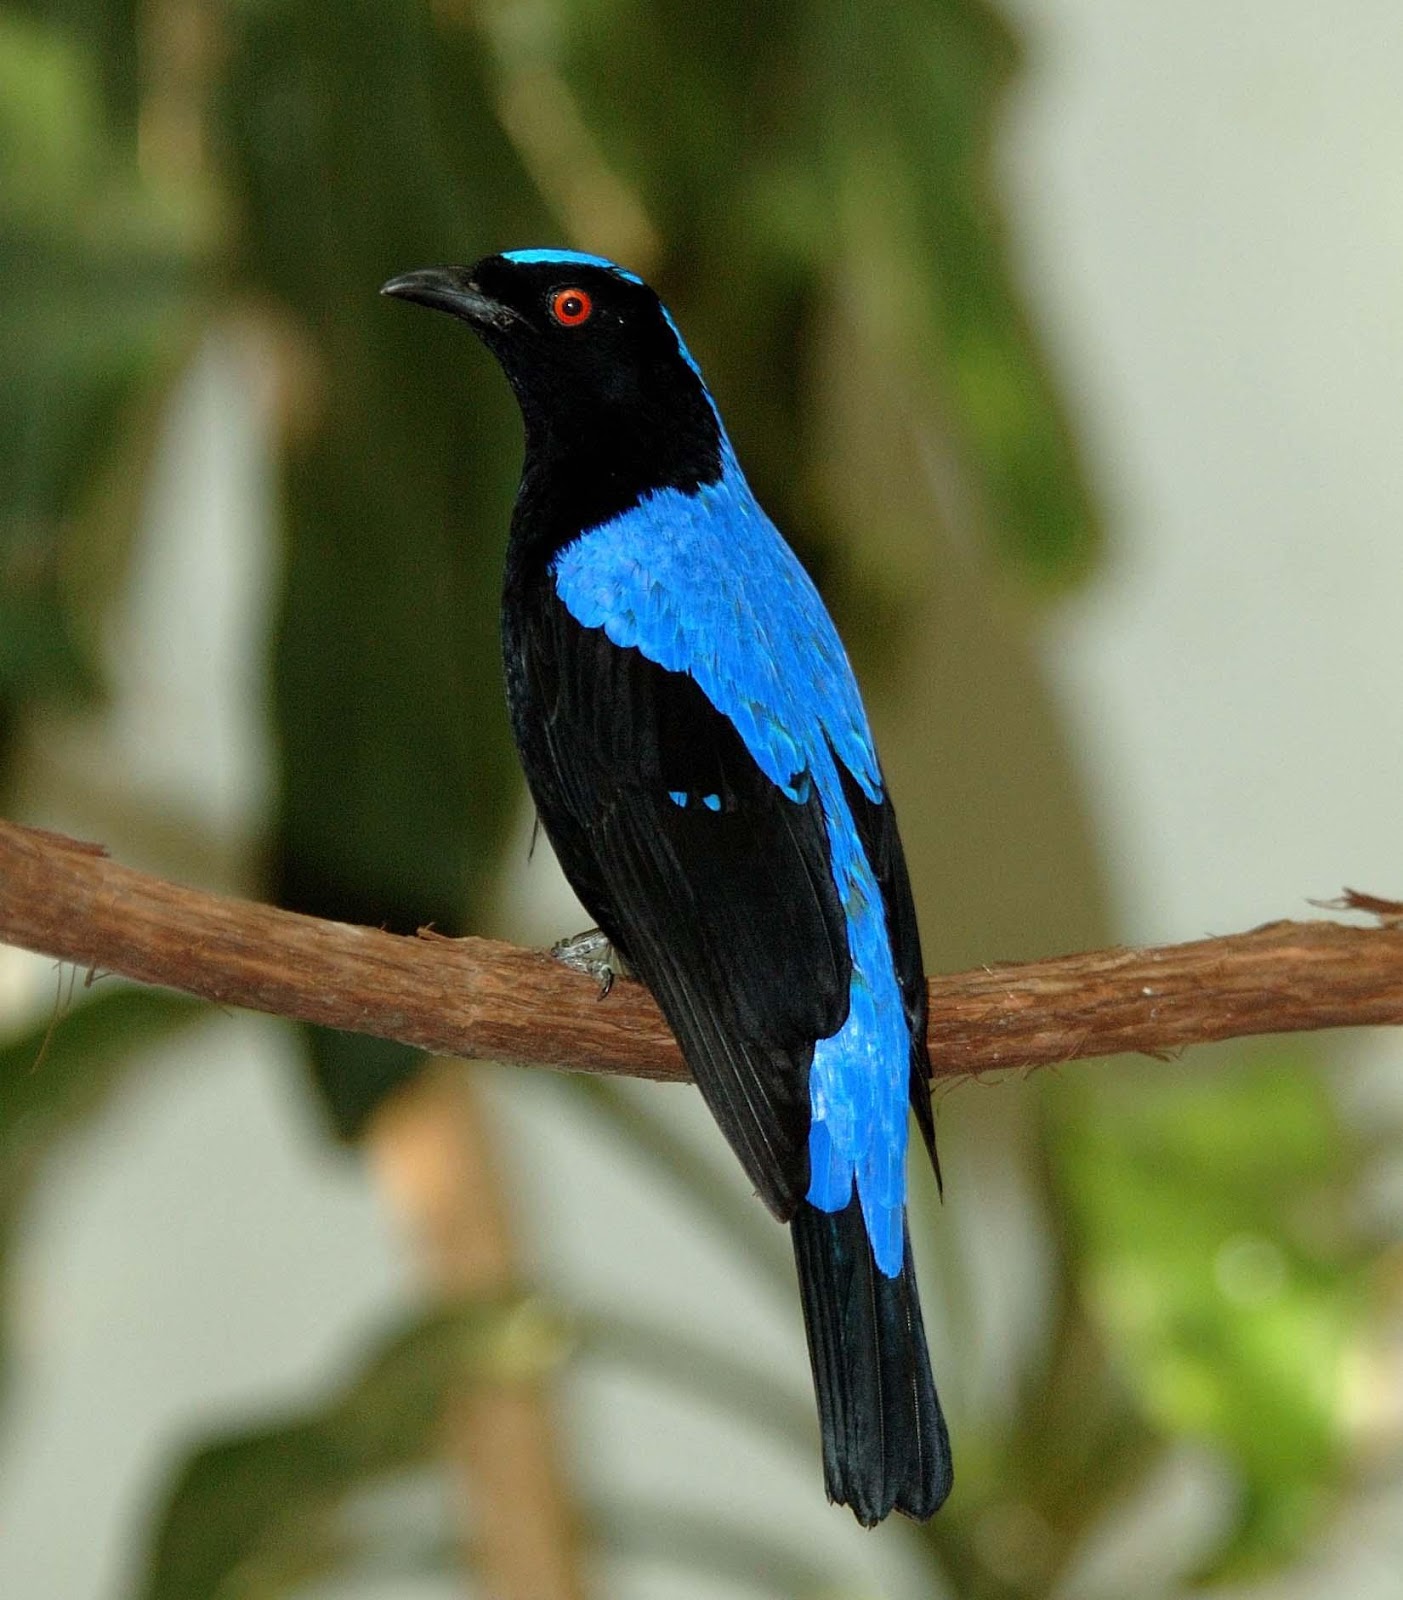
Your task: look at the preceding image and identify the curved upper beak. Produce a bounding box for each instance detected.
[380,266,515,329]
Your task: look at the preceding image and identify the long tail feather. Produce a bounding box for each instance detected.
[791,1196,952,1526]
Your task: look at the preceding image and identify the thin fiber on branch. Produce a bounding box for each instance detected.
[3,818,1403,1080]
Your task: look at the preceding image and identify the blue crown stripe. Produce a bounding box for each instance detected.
[502,247,644,285]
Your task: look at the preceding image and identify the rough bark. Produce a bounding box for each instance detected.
[4,818,1403,1080]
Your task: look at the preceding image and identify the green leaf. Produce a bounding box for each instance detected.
[137,1295,570,1600]
[212,0,550,1131]
[0,984,205,1184]
[0,8,203,719]
[1051,1046,1374,1579]
[0,982,202,1133]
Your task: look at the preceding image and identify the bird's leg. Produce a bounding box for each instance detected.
[550,927,629,999]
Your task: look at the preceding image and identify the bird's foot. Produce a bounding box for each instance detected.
[550,927,628,999]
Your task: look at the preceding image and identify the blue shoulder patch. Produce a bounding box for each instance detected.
[552,453,911,1277]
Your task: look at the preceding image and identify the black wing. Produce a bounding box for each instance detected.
[506,586,852,1218]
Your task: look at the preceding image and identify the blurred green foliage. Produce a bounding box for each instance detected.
[1054,1048,1375,1581]
[0,987,205,1396]
[0,6,200,765]
[0,1,1395,1597]
[140,1296,569,1600]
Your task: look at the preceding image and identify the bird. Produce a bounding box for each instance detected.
[381,249,953,1525]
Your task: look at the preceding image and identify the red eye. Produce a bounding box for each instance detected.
[550,287,593,326]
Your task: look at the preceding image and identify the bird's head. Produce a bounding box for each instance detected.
[382,250,725,531]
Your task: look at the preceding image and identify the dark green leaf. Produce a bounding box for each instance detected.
[137,1295,570,1600]
[212,0,549,1130]
[0,8,203,719]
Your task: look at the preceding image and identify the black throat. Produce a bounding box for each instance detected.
[507,376,723,574]
[492,339,721,582]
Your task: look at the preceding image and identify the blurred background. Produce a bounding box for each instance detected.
[3,1,1403,1596]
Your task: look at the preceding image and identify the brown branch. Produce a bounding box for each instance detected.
[3,816,1403,1080]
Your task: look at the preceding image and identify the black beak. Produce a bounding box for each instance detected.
[380,266,516,329]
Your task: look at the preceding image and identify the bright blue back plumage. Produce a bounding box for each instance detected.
[551,372,911,1278]
[386,243,951,1524]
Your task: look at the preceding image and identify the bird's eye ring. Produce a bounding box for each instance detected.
[550,287,593,327]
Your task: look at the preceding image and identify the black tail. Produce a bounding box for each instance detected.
[791,1196,952,1526]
